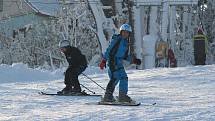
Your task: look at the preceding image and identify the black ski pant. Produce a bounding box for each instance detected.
[64,66,86,92]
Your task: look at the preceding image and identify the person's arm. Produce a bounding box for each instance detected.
[104,35,120,61]
[99,35,119,69]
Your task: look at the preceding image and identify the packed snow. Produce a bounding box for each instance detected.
[0,63,214,120]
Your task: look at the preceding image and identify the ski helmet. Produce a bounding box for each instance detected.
[119,24,132,33]
[59,40,70,48]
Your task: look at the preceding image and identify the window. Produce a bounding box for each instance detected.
[0,0,3,12]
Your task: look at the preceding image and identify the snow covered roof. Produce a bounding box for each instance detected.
[26,0,61,16]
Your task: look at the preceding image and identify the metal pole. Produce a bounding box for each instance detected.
[80,84,96,94]
[82,73,106,91]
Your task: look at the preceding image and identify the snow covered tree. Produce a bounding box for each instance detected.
[0,1,100,69]
[57,1,100,66]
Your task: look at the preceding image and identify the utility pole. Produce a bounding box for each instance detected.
[127,0,135,56]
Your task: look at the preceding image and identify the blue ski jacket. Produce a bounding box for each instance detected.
[104,34,132,72]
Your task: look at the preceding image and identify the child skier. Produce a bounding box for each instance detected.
[58,40,87,94]
[99,24,141,102]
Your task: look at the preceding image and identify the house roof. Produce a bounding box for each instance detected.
[26,0,61,16]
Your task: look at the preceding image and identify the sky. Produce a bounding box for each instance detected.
[0,63,214,120]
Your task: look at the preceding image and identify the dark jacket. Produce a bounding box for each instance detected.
[63,46,87,68]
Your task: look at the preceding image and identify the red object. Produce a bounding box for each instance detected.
[99,59,106,70]
[132,57,141,65]
[168,49,177,67]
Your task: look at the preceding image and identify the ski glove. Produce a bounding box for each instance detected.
[133,57,141,65]
[99,58,106,70]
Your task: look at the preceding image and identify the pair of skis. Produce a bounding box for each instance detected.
[39,91,144,106]
[39,91,101,96]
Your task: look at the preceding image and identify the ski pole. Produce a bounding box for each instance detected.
[82,73,106,91]
[80,84,96,94]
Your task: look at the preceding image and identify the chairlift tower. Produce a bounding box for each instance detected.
[134,0,198,68]
[136,0,198,42]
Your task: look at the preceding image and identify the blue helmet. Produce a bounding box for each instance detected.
[119,24,132,32]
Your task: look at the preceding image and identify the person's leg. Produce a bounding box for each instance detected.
[119,78,128,95]
[72,78,81,92]
[71,68,81,92]
[71,66,86,92]
[117,69,132,102]
[103,69,119,102]
[64,67,73,88]
[57,67,73,94]
[118,69,128,94]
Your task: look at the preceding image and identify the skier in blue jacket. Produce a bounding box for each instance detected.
[99,24,141,102]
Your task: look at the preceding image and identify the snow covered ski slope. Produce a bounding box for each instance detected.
[0,63,214,120]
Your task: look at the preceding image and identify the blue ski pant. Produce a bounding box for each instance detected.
[105,68,128,95]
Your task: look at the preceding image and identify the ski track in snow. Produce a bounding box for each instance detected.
[0,64,215,120]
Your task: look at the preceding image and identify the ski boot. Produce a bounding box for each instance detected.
[57,86,73,95]
[102,93,116,102]
[118,93,133,103]
[69,87,83,95]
